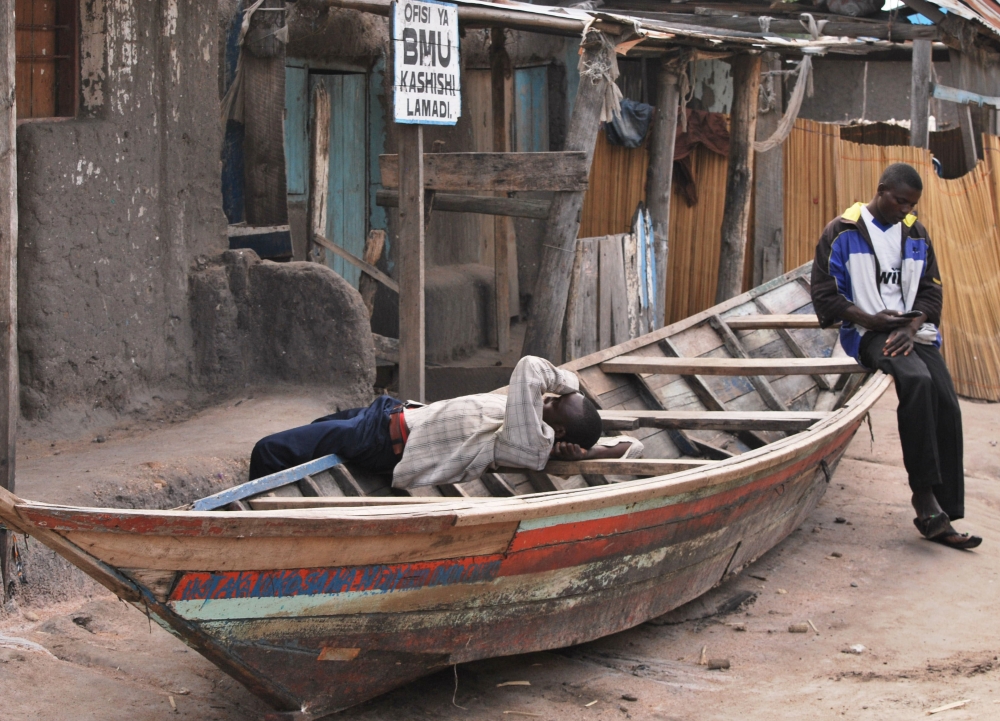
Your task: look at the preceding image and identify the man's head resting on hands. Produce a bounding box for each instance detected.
[873,163,923,226]
[542,392,603,450]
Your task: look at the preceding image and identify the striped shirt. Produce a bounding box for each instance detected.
[392,356,580,489]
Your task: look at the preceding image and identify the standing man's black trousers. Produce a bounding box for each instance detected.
[859,333,964,519]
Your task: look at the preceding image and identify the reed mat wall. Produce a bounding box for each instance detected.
[783,119,840,273]
[837,138,1000,401]
[579,130,650,239]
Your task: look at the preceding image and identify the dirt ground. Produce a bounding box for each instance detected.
[2,387,999,721]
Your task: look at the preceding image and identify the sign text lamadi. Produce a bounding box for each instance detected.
[393,0,460,125]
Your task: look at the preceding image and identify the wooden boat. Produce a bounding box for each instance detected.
[0,264,888,719]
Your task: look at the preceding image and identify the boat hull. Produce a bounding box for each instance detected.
[16,412,866,716]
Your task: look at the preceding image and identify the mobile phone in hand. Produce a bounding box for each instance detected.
[899,310,923,319]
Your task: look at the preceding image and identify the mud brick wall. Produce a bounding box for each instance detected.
[16,0,226,419]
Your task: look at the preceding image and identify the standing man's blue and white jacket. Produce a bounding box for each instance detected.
[811,202,943,363]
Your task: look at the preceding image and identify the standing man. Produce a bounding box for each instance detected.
[811,163,980,550]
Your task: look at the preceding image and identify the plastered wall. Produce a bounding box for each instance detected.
[16,0,227,419]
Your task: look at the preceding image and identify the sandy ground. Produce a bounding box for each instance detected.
[1,388,999,721]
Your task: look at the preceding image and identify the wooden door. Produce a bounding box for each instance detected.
[311,73,368,287]
[514,66,549,153]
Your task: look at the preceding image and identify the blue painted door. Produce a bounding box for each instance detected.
[514,66,549,153]
[311,73,368,288]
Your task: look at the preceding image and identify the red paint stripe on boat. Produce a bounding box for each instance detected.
[509,427,855,553]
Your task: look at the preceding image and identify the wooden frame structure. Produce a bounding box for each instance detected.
[327,0,994,401]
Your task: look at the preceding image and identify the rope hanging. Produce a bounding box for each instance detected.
[753,54,814,153]
[578,27,624,123]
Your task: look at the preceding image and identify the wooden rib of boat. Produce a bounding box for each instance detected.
[0,264,888,719]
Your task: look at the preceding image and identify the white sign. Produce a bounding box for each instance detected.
[392,0,460,125]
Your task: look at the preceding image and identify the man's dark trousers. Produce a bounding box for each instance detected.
[248,396,402,480]
[859,332,964,519]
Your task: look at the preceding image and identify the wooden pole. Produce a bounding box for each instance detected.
[958,104,978,172]
[715,53,761,304]
[753,53,784,286]
[910,39,932,150]
[0,0,17,599]
[522,40,609,362]
[645,65,679,327]
[397,124,425,402]
[490,28,511,355]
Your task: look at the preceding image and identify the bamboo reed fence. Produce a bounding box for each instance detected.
[837,138,1000,401]
[783,119,840,273]
[664,145,730,323]
[579,129,650,238]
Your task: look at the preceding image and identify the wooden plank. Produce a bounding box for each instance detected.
[330,464,365,497]
[709,315,788,412]
[958,103,979,173]
[61,522,520,572]
[398,124,426,402]
[378,151,589,192]
[375,190,550,219]
[492,28,511,356]
[627,374,700,457]
[601,356,864,376]
[623,233,641,340]
[599,235,630,347]
[0,0,15,600]
[599,410,828,431]
[308,80,331,261]
[248,497,493,510]
[601,415,640,431]
[193,455,343,511]
[626,10,940,41]
[313,232,399,292]
[749,300,832,392]
[497,458,711,477]
[521,41,609,362]
[565,238,598,361]
[525,471,561,493]
[646,66,680,326]
[0,487,142,603]
[716,53,761,303]
[724,314,821,330]
[359,229,387,316]
[753,52,783,287]
[297,475,324,497]
[480,473,517,498]
[372,333,400,363]
[911,39,932,149]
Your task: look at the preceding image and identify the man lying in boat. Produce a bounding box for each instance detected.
[248,355,642,488]
[812,162,981,550]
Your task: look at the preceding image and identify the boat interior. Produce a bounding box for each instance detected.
[191,267,869,512]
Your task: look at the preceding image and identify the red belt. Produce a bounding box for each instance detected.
[388,406,409,456]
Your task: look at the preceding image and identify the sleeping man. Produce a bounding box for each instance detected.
[249,355,642,489]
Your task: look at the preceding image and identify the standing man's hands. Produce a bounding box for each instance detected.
[839,307,926,357]
[866,309,915,332]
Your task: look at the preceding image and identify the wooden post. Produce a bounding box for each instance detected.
[753,53,784,286]
[958,104,978,172]
[522,40,609,362]
[490,28,510,354]
[0,0,17,599]
[398,124,425,402]
[715,53,761,304]
[910,39,932,150]
[645,65,679,327]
